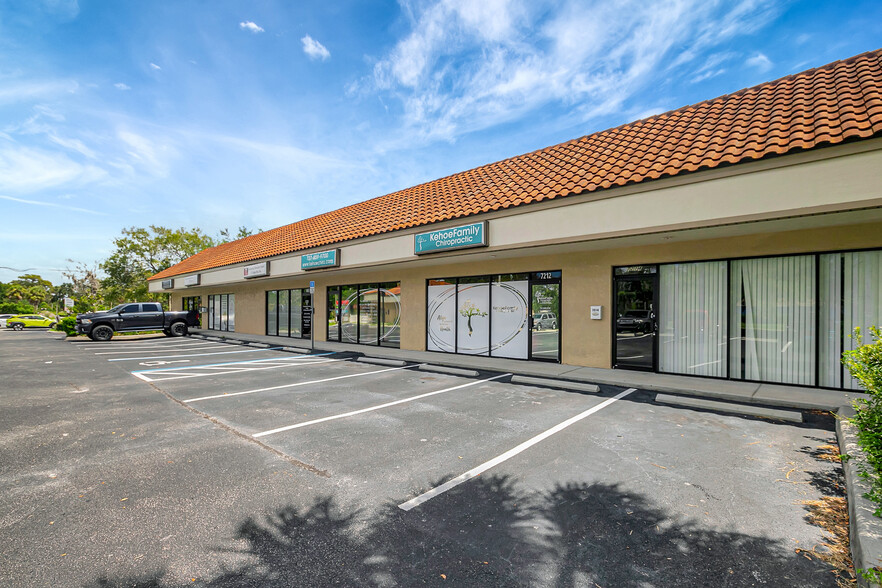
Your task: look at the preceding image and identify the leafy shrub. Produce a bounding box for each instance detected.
[55,316,78,337]
[842,326,882,517]
[0,302,34,315]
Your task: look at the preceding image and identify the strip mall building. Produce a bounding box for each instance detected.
[150,49,882,392]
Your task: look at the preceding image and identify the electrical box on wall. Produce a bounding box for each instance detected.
[590,305,602,320]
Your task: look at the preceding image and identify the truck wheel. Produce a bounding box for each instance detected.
[91,325,114,341]
[169,321,188,337]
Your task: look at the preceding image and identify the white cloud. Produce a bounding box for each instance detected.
[0,194,105,215]
[114,82,131,90]
[49,134,96,159]
[360,0,782,143]
[301,35,330,61]
[117,130,173,177]
[0,80,79,104]
[150,63,161,70]
[0,146,106,194]
[746,52,773,72]
[239,21,264,33]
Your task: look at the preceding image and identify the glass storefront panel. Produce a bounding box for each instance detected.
[730,256,815,386]
[290,289,302,338]
[328,288,340,341]
[819,251,882,389]
[379,282,401,348]
[427,279,456,352]
[266,291,278,336]
[341,286,359,343]
[659,262,727,377]
[208,294,234,332]
[359,285,379,345]
[490,279,529,359]
[456,279,490,356]
[277,289,289,337]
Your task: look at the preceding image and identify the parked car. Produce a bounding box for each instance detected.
[0,314,15,328]
[75,302,199,341]
[5,314,57,330]
[533,312,557,331]
[616,309,653,334]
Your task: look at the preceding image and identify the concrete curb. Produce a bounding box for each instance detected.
[418,364,480,378]
[836,409,882,588]
[511,375,599,394]
[357,357,407,367]
[655,394,803,423]
[282,346,310,354]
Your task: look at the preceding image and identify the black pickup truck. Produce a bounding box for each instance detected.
[76,302,199,341]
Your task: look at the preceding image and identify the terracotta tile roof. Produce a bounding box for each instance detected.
[151,48,882,280]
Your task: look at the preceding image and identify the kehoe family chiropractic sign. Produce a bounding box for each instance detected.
[414,222,488,255]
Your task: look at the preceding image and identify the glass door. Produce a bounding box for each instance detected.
[530,273,561,362]
[614,267,658,371]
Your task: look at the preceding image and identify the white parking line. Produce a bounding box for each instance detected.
[183,365,414,403]
[72,340,217,349]
[398,388,636,511]
[132,356,338,382]
[108,347,285,362]
[253,373,511,438]
[94,344,230,355]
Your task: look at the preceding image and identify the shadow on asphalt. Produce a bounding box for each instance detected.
[86,475,835,587]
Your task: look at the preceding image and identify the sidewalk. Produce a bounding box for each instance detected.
[189,329,865,412]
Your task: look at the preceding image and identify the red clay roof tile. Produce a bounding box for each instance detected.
[152,49,882,280]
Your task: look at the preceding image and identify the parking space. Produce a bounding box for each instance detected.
[50,333,844,585]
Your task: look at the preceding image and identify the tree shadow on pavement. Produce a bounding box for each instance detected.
[86,475,836,587]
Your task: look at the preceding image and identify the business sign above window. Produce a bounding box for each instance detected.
[301,249,340,271]
[243,261,270,279]
[161,279,174,289]
[182,274,200,287]
[414,221,488,255]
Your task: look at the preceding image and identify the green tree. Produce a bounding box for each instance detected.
[8,275,53,311]
[99,226,219,304]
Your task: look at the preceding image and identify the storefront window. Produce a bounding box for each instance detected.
[278,289,289,337]
[328,288,340,341]
[265,288,309,339]
[457,277,490,356]
[379,282,402,348]
[427,272,560,362]
[730,256,816,386]
[819,250,882,389]
[208,294,235,332]
[659,262,727,377]
[327,283,401,348]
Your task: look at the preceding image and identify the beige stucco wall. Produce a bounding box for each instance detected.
[171,219,882,368]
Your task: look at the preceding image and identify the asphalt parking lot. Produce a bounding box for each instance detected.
[1,329,846,587]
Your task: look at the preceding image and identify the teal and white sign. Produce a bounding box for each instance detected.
[414,222,488,255]
[301,249,340,270]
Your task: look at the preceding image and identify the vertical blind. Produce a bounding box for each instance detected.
[659,262,727,377]
[819,251,882,389]
[729,256,816,386]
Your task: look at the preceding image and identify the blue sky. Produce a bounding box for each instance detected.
[1,0,880,285]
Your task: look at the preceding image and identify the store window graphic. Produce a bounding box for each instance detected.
[427,274,552,360]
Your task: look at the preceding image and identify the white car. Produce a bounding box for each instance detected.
[0,314,15,328]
